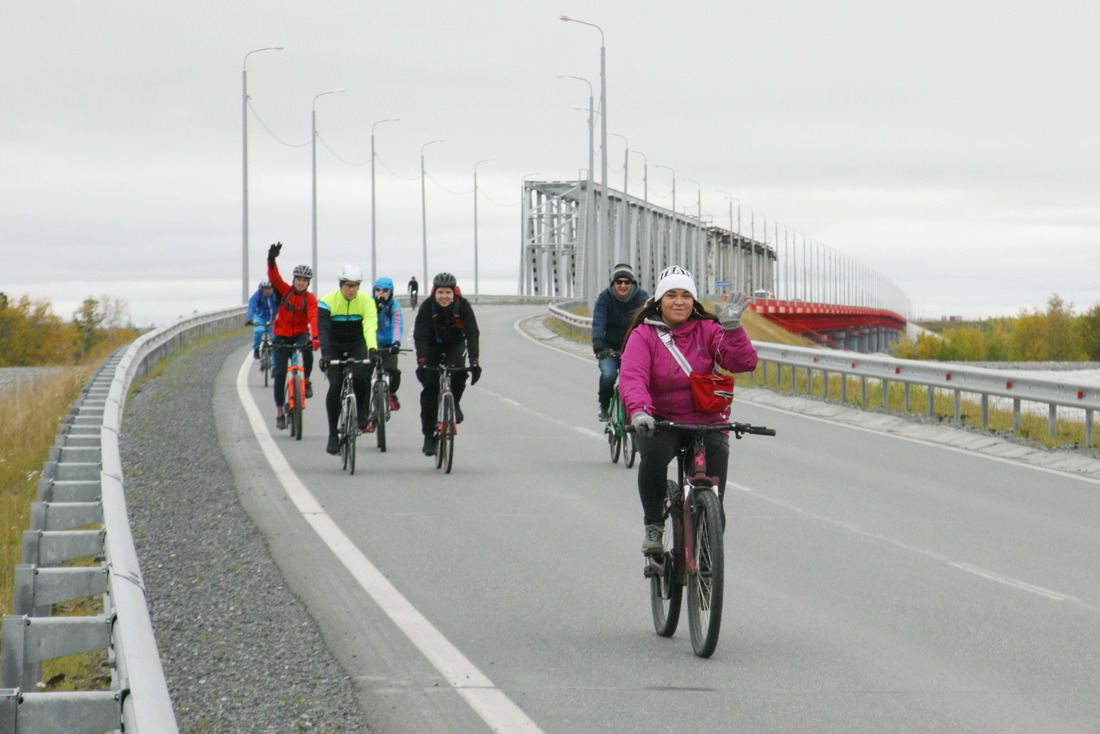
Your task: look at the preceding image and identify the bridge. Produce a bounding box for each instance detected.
[518,179,911,351]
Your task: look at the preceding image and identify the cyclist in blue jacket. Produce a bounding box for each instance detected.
[373,277,405,413]
[245,280,278,359]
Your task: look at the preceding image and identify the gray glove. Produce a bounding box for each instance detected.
[718,292,750,331]
[631,412,656,437]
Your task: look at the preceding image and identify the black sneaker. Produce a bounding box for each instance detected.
[276,414,286,430]
[305,380,314,399]
[597,408,610,421]
[422,435,437,456]
[455,403,464,424]
[253,349,260,360]
[326,435,340,455]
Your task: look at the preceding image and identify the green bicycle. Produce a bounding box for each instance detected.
[605,381,636,468]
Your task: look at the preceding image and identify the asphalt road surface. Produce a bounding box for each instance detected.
[216,304,1100,734]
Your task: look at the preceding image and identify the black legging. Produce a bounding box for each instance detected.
[634,428,729,525]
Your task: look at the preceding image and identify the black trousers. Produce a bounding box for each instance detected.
[635,428,729,526]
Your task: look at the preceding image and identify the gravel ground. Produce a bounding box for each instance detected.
[120,334,369,733]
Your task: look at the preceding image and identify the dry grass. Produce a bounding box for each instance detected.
[0,365,113,691]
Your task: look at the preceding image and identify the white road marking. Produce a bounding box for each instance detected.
[235,355,543,733]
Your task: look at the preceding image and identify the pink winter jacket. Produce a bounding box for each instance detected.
[619,317,759,423]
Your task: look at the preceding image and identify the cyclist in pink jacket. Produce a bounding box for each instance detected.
[619,265,758,555]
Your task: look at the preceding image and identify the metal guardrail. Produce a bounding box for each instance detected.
[1,306,246,733]
[547,301,1099,447]
[753,343,1099,447]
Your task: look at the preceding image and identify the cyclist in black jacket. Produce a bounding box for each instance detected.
[413,272,481,456]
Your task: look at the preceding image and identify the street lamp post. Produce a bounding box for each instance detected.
[609,132,629,266]
[370,117,399,286]
[311,88,345,294]
[242,46,284,302]
[634,149,649,287]
[715,190,738,296]
[655,164,675,267]
[558,74,596,303]
[561,15,608,302]
[681,177,701,288]
[420,139,445,286]
[473,158,494,295]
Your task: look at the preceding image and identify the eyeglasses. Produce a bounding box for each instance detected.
[374,287,391,293]
[614,279,633,285]
[341,282,361,288]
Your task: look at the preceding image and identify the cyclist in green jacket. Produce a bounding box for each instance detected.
[318,265,379,455]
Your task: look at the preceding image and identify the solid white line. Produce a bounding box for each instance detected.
[235,355,543,733]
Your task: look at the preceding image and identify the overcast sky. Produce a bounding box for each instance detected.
[3,0,1097,327]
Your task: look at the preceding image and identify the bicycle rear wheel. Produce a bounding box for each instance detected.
[292,374,304,440]
[651,480,683,637]
[440,392,455,473]
[373,379,388,452]
[687,488,725,658]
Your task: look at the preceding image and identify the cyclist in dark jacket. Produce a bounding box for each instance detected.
[592,263,649,421]
[413,272,481,456]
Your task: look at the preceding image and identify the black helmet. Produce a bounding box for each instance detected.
[433,272,457,289]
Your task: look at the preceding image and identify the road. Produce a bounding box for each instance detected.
[216,304,1100,733]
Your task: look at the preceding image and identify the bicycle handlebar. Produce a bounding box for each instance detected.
[625,420,776,438]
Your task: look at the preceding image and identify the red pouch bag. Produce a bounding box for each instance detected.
[689,371,735,413]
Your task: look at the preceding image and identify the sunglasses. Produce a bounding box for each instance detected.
[614,279,633,285]
[374,287,391,293]
[341,282,361,288]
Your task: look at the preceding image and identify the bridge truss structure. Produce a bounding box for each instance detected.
[519,180,776,306]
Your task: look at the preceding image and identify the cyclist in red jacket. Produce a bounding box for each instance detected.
[267,242,320,430]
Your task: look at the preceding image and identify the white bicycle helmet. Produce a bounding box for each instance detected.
[338,264,363,284]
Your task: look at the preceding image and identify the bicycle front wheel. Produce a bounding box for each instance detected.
[292,374,304,441]
[440,392,455,473]
[345,395,358,474]
[687,488,725,658]
[373,380,388,452]
[651,480,683,637]
[261,346,272,387]
[608,420,622,463]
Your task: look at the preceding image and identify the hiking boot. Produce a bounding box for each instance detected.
[276,414,286,430]
[305,380,314,399]
[422,435,437,456]
[641,524,664,555]
[597,407,610,422]
[390,394,400,411]
[253,349,260,360]
[455,403,464,424]
[326,434,340,455]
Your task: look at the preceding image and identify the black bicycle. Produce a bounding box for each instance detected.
[636,420,775,658]
[258,323,273,387]
[365,346,408,453]
[428,363,466,474]
[328,355,371,473]
[605,380,636,468]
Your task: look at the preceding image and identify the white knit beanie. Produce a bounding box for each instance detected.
[652,265,698,302]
